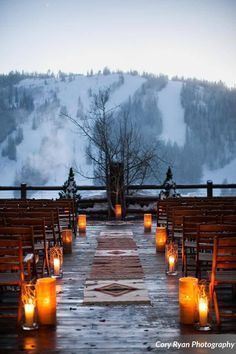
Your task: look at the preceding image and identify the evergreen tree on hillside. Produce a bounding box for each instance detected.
[59,167,81,202]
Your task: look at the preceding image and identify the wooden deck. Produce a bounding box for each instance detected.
[0,222,236,353]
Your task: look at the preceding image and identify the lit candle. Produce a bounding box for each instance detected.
[53,256,60,276]
[24,302,35,327]
[115,204,122,218]
[168,255,175,273]
[36,278,56,325]
[78,214,86,233]
[179,277,198,324]
[62,229,72,253]
[156,226,167,252]
[198,297,208,327]
[144,214,152,232]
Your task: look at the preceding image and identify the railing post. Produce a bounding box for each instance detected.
[21,183,27,200]
[207,180,213,197]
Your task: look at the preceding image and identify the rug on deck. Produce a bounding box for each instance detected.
[83,230,150,305]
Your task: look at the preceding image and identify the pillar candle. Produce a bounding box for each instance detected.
[168,255,175,273]
[198,297,208,326]
[179,277,198,324]
[144,213,152,232]
[156,226,167,252]
[62,229,72,253]
[24,303,35,327]
[53,257,60,276]
[115,204,122,218]
[36,278,56,325]
[78,214,86,233]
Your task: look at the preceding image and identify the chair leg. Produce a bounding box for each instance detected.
[17,290,23,324]
[213,290,220,326]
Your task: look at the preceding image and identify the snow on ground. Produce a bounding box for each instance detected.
[203,158,236,184]
[158,80,185,146]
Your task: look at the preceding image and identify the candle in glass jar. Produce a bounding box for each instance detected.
[24,302,35,327]
[198,297,208,326]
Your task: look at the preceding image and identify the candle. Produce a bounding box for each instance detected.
[21,282,38,330]
[78,214,86,233]
[36,278,56,325]
[62,229,72,253]
[156,226,167,252]
[24,302,35,327]
[168,255,175,273]
[53,256,60,276]
[115,204,122,218]
[179,277,198,324]
[198,297,208,326]
[165,242,178,275]
[144,214,152,232]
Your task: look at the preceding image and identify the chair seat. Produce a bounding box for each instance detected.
[199,252,213,261]
[0,272,20,285]
[208,270,236,283]
[185,240,196,248]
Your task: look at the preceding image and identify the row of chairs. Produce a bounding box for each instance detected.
[157,197,236,326]
[0,198,77,323]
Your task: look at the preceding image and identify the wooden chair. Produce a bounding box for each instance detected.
[209,234,236,326]
[196,224,236,279]
[5,218,50,276]
[0,226,37,279]
[182,215,221,276]
[0,238,25,322]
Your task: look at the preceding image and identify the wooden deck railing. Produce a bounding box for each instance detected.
[0,180,236,200]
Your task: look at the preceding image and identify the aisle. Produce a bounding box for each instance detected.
[83,229,150,304]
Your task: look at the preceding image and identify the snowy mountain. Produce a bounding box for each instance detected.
[0,71,235,197]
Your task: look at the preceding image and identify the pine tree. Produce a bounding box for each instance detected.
[59,167,81,202]
[159,167,180,199]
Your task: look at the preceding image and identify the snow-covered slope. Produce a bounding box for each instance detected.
[158,80,185,146]
[0,74,146,193]
[0,73,235,198]
[203,158,236,184]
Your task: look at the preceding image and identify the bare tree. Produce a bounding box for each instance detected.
[61,88,162,216]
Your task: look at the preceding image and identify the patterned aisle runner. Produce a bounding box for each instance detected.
[83,230,150,304]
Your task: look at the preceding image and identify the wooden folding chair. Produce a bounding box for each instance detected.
[5,218,50,276]
[182,215,221,276]
[196,224,236,279]
[209,234,236,326]
[0,238,25,322]
[0,226,37,279]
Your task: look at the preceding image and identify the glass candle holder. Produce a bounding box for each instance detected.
[144,213,152,232]
[165,242,178,275]
[21,282,38,330]
[155,226,167,252]
[195,280,211,331]
[50,245,63,279]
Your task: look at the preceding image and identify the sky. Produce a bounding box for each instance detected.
[0,0,235,87]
